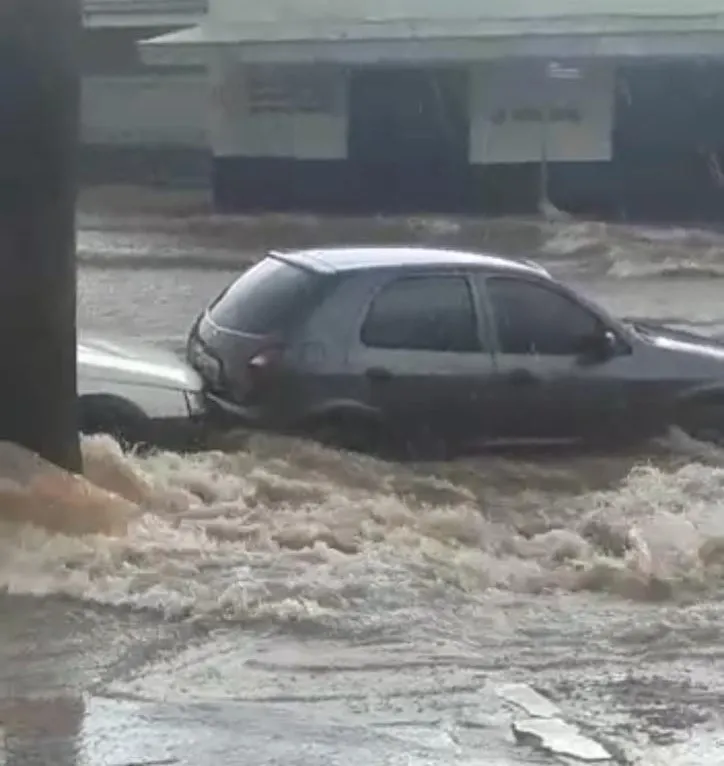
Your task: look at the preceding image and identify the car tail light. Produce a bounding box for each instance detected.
[244,344,285,403]
[248,344,285,372]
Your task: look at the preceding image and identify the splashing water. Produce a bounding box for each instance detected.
[0,431,722,634]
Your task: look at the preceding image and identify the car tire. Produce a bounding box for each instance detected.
[305,412,388,456]
[399,432,454,462]
[676,399,724,446]
[78,396,152,452]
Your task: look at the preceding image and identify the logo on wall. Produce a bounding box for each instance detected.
[210,65,339,116]
[490,106,582,125]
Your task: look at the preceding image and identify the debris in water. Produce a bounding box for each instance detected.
[512,718,612,762]
[498,683,612,762]
[496,682,561,718]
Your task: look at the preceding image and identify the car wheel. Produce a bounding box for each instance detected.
[398,432,454,462]
[78,396,152,452]
[305,413,388,456]
[677,400,724,446]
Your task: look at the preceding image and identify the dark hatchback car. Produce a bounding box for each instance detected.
[188,246,724,456]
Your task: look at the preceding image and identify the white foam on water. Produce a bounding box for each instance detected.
[0,431,722,628]
[538,220,724,279]
[623,730,724,766]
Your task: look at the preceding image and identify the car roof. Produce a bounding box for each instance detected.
[270,246,550,278]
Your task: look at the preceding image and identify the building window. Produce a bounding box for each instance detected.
[245,66,339,114]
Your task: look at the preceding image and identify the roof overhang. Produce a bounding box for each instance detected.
[140,19,724,66]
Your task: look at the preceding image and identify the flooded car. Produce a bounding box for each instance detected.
[78,334,206,448]
[187,245,724,455]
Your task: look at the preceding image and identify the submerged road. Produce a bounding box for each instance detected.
[5,205,724,764]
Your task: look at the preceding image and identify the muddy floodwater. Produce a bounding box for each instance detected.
[4,187,724,765]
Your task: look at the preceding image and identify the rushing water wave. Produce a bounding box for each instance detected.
[2,430,724,632]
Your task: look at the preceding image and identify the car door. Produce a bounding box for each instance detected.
[346,272,498,447]
[476,274,633,444]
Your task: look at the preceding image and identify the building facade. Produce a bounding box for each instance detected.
[80,0,209,185]
[141,1,724,220]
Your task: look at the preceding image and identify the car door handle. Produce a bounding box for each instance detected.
[505,368,540,386]
[366,366,393,382]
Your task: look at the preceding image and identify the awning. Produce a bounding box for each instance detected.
[139,23,214,66]
[139,17,724,67]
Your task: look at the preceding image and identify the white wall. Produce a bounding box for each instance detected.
[208,61,347,158]
[208,58,614,165]
[81,73,208,146]
[469,61,614,164]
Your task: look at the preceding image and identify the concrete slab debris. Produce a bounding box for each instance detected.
[496,683,613,763]
[512,717,613,762]
[496,682,562,719]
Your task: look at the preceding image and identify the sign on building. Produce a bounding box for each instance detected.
[470,61,614,164]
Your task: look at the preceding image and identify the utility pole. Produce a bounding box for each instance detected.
[0,0,82,472]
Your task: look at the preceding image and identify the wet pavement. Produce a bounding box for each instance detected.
[0,600,577,765]
[0,603,622,766]
[7,187,724,764]
[5,595,724,765]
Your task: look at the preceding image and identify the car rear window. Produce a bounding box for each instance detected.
[208,256,326,334]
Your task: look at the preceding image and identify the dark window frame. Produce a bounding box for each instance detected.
[482,275,618,357]
[359,272,484,353]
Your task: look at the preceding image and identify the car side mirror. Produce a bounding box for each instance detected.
[575,330,617,363]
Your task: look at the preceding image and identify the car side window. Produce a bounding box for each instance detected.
[486,277,603,355]
[361,275,481,352]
